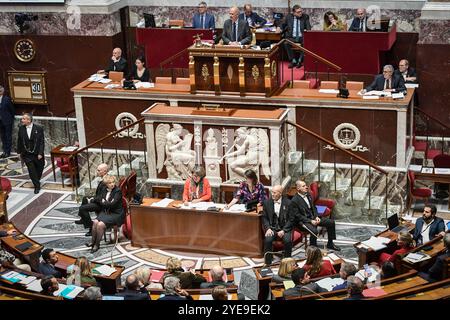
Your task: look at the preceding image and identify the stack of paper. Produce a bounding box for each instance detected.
[434,168,450,175]
[1,271,23,283]
[54,284,84,299]
[408,164,422,172]
[421,167,433,174]
[135,82,154,89]
[403,252,431,263]
[283,280,295,289]
[360,236,390,251]
[104,84,121,89]
[26,279,43,292]
[60,146,78,152]
[315,277,345,292]
[318,89,339,94]
[405,83,419,89]
[151,198,174,208]
[93,265,117,276]
[222,204,246,213]
[88,73,107,82]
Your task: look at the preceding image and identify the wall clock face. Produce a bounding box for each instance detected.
[14,39,36,62]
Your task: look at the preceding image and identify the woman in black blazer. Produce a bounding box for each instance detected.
[86,175,124,253]
[129,56,150,82]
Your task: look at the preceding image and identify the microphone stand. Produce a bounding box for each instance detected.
[262,250,284,268]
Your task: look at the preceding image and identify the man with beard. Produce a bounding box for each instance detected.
[413,204,445,245]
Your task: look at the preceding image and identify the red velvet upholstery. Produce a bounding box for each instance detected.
[125,171,137,201]
[407,171,432,212]
[122,197,132,240]
[426,149,442,160]
[412,188,432,198]
[272,229,304,251]
[0,177,12,195]
[433,154,450,168]
[413,137,427,152]
[309,182,335,218]
[56,158,70,172]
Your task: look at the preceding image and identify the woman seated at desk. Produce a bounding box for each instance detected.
[272,257,297,283]
[303,246,336,278]
[378,231,415,264]
[129,56,150,82]
[183,166,212,205]
[225,169,267,209]
[67,256,97,287]
[323,11,346,31]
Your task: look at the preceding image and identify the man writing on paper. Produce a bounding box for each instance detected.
[364,64,406,93]
[222,6,252,46]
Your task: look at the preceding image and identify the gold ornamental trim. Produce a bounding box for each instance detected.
[201,64,209,82]
[251,65,260,82]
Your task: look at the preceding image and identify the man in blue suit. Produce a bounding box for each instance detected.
[0,85,15,158]
[239,4,267,28]
[348,8,368,31]
[413,204,445,245]
[364,64,407,92]
[192,1,215,29]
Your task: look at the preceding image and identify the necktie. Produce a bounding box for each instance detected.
[200,14,204,28]
[232,21,237,41]
[296,18,300,39]
[386,79,390,89]
[359,20,363,31]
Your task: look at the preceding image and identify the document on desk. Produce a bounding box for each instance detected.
[318,89,340,94]
[327,253,341,262]
[403,252,431,263]
[93,264,117,276]
[315,277,345,292]
[360,236,388,251]
[363,95,380,100]
[355,268,379,283]
[283,280,295,290]
[405,83,419,89]
[151,198,174,208]
[134,82,154,89]
[1,271,22,283]
[26,279,43,292]
[434,168,450,175]
[60,146,78,152]
[58,285,84,299]
[421,167,433,174]
[222,204,246,213]
[408,164,422,172]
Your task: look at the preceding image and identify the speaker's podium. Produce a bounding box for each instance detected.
[188,44,280,97]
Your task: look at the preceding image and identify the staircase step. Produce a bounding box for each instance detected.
[363,195,386,211]
[335,178,352,192]
[313,169,335,184]
[345,187,368,206]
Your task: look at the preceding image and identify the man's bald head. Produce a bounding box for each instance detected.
[271,185,283,201]
[211,265,224,281]
[97,163,109,177]
[112,48,122,59]
[295,180,308,195]
[229,6,239,21]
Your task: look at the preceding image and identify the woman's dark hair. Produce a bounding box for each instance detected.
[381,261,398,279]
[244,169,258,185]
[324,11,337,26]
[135,56,146,65]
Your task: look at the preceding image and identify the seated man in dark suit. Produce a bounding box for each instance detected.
[192,1,215,29]
[75,163,109,236]
[289,180,340,251]
[239,4,267,28]
[283,268,325,299]
[40,275,59,296]
[38,248,63,278]
[364,64,407,93]
[281,5,311,68]
[344,276,365,300]
[348,8,368,31]
[262,185,293,265]
[394,59,418,83]
[97,47,128,76]
[413,204,445,246]
[222,6,252,46]
[158,276,193,300]
[332,262,357,291]
[200,265,232,288]
[116,274,150,300]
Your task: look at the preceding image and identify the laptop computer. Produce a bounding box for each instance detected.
[388,213,407,233]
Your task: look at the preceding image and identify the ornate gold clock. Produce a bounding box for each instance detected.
[14,39,36,62]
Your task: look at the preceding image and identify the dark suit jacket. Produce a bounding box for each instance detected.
[105,57,128,74]
[289,192,318,225]
[0,95,15,126]
[116,287,150,300]
[17,123,45,157]
[38,262,62,278]
[365,74,407,92]
[222,19,252,45]
[413,217,445,243]
[282,13,311,39]
[394,67,418,83]
[95,181,107,198]
[427,250,449,281]
[94,186,123,216]
[200,280,232,289]
[262,196,292,233]
[192,12,215,29]
[283,282,325,298]
[0,230,7,237]
[239,12,267,27]
[348,17,368,31]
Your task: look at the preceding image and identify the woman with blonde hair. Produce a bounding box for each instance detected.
[67,256,97,287]
[272,257,297,283]
[161,257,206,289]
[303,246,336,278]
[86,175,124,253]
[379,231,415,264]
[323,11,346,31]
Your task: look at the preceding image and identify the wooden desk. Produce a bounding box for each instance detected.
[255,30,281,42]
[400,236,446,273]
[149,287,238,300]
[131,198,263,257]
[396,278,450,300]
[255,254,344,300]
[82,80,191,94]
[50,144,79,189]
[0,223,43,272]
[414,170,450,209]
[353,222,415,268]
[55,252,124,294]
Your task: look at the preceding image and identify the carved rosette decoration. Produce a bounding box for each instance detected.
[251,65,260,82]
[201,64,209,82]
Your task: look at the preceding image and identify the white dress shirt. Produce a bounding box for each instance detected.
[421,219,433,244]
[299,193,311,208]
[26,124,33,139]
[274,199,282,218]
